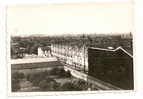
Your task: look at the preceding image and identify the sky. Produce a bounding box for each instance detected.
[7,2,133,36]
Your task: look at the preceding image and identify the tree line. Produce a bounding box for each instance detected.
[11,33,132,59]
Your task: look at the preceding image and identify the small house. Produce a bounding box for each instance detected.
[38,46,52,57]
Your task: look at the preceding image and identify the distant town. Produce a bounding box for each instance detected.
[11,33,133,92]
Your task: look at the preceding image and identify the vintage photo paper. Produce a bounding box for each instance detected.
[7,1,134,96]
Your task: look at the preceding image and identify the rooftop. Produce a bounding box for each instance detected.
[89,46,133,58]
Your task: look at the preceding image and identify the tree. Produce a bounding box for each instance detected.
[12,79,20,92]
[39,78,60,91]
[60,82,81,91]
[11,72,25,91]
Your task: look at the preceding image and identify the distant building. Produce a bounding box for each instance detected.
[121,32,132,39]
[38,46,52,57]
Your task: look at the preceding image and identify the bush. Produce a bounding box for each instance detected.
[11,79,20,92]
[12,72,25,80]
[58,70,71,78]
[64,70,71,77]
[50,68,71,78]
[39,77,60,91]
[72,79,88,90]
[11,72,24,92]
[26,71,50,86]
[50,68,61,75]
[60,82,81,91]
[25,69,72,91]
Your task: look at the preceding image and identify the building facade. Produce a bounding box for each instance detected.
[51,44,88,72]
[38,46,52,57]
[51,44,133,89]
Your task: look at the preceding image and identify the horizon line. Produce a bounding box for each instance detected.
[11,32,132,37]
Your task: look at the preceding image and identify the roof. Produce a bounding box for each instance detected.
[39,46,51,51]
[88,46,133,58]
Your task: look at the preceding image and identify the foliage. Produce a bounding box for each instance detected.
[50,68,71,78]
[11,36,50,58]
[59,79,89,91]
[12,72,25,80]
[12,79,20,92]
[72,79,88,90]
[39,77,60,91]
[26,71,49,86]
[60,82,82,91]
[11,72,25,91]
[11,33,132,59]
[11,70,96,91]
[49,67,61,75]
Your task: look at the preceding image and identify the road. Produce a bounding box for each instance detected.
[11,57,63,70]
[11,57,58,64]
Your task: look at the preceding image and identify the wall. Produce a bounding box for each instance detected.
[64,66,121,90]
[51,44,88,72]
[88,48,134,90]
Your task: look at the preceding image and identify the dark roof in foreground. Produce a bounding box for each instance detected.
[88,46,133,58]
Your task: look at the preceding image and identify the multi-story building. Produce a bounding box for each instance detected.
[88,47,133,89]
[51,44,88,72]
[51,43,133,89]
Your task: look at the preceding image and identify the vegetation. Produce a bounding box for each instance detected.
[60,79,89,91]
[39,78,60,91]
[60,82,81,91]
[11,36,51,59]
[26,71,50,86]
[12,67,98,91]
[50,68,71,78]
[11,33,133,59]
[25,68,71,91]
[12,79,20,92]
[11,72,25,91]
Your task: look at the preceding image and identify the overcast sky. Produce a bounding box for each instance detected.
[7,2,133,36]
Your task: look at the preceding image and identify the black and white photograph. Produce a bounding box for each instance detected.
[7,1,134,94]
